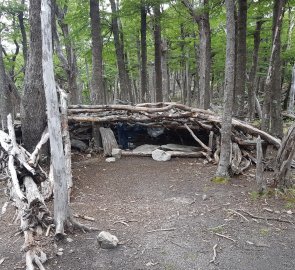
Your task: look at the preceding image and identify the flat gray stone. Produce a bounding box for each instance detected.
[152,149,171,162]
[97,231,119,249]
[133,144,160,154]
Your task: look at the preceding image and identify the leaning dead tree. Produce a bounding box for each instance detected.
[41,0,92,240]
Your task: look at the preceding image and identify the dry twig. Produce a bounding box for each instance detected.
[147,228,176,233]
[237,209,293,224]
[214,233,237,242]
[209,244,218,263]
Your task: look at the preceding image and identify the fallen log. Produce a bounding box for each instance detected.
[122,150,205,158]
[184,123,211,152]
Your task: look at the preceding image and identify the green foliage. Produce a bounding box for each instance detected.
[1,0,295,105]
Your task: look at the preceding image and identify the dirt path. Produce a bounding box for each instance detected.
[1,156,295,269]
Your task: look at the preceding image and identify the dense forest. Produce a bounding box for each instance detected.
[1,0,294,126]
[1,1,295,269]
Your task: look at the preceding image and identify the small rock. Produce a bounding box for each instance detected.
[86,154,91,158]
[202,194,208,201]
[69,249,74,254]
[112,148,122,159]
[286,210,293,215]
[56,251,63,256]
[97,231,119,249]
[105,157,116,163]
[58,248,64,252]
[152,149,171,162]
[66,237,74,243]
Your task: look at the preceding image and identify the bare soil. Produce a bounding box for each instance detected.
[1,155,295,270]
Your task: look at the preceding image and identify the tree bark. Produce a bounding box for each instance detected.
[274,123,295,188]
[140,1,148,102]
[55,2,81,104]
[90,0,105,105]
[162,39,169,102]
[0,36,12,130]
[181,0,211,109]
[110,0,133,102]
[197,0,211,109]
[153,3,163,102]
[18,0,28,71]
[287,64,295,113]
[234,0,247,118]
[248,18,264,119]
[215,0,235,178]
[41,0,69,237]
[21,0,47,153]
[262,0,285,137]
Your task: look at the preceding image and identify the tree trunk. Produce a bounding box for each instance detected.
[90,0,105,105]
[41,0,69,237]
[287,64,295,113]
[234,0,247,118]
[21,0,47,153]
[248,18,263,119]
[162,39,169,102]
[215,0,235,178]
[0,36,12,130]
[18,0,28,72]
[197,0,211,109]
[110,0,133,103]
[154,3,163,102]
[55,3,81,105]
[140,1,148,103]
[181,0,211,109]
[262,0,285,137]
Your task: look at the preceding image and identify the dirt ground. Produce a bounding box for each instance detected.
[0,155,295,270]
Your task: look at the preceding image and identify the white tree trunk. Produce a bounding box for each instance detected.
[41,0,69,237]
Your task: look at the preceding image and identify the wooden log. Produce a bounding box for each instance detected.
[282,111,295,120]
[256,136,265,193]
[1,119,35,176]
[274,124,295,188]
[184,123,211,152]
[28,127,49,167]
[68,103,175,113]
[208,131,214,149]
[99,127,118,156]
[231,143,242,175]
[213,136,221,164]
[68,102,215,115]
[8,150,25,201]
[67,104,281,149]
[23,176,45,207]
